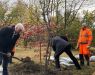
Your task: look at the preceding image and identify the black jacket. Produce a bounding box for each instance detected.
[0,26,20,53]
[52,36,70,52]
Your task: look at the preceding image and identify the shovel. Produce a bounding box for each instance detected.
[0,52,24,62]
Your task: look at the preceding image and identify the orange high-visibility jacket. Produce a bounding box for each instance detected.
[78,28,93,54]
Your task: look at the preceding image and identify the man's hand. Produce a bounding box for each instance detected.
[87,46,90,49]
[7,53,11,57]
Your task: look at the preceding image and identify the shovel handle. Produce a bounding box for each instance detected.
[0,52,23,62]
[12,56,23,62]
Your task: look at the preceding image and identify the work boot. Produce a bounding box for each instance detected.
[84,55,90,66]
[80,60,84,66]
[79,54,84,66]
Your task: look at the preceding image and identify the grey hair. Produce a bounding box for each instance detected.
[15,23,25,32]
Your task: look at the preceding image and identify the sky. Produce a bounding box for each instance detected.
[81,0,95,11]
[1,0,95,18]
[1,0,95,8]
[78,0,95,18]
[1,0,95,11]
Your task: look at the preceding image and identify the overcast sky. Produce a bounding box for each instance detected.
[1,0,95,18]
[1,0,95,11]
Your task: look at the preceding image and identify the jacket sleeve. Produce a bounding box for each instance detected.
[87,29,93,46]
[9,34,20,52]
[0,27,14,53]
[0,27,19,53]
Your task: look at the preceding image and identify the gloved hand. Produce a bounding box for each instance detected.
[7,52,11,57]
[87,46,90,49]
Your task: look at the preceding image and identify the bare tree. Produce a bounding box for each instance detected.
[39,0,54,74]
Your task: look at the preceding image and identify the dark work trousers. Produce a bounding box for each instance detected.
[0,54,10,75]
[79,54,90,66]
[54,44,81,69]
[0,54,2,65]
[3,55,9,75]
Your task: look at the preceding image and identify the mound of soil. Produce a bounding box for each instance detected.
[9,57,72,75]
[9,57,57,75]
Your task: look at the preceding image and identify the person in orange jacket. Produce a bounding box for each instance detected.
[76,23,93,66]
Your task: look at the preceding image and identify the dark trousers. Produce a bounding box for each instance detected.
[54,45,81,69]
[3,55,9,75]
[79,54,90,66]
[0,54,9,75]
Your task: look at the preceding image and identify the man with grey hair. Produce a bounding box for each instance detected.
[0,23,25,75]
